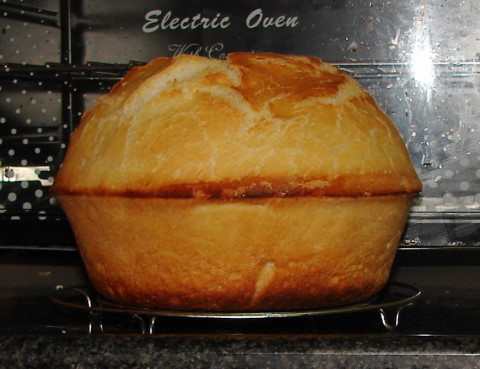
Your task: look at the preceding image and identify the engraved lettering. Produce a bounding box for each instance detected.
[142,10,162,33]
[142,10,230,33]
[286,17,299,27]
[246,8,262,29]
[161,11,173,29]
[144,9,298,33]
[168,43,225,58]
[205,43,226,58]
[209,13,223,29]
[275,15,286,27]
[245,8,299,29]
[168,43,202,57]
[180,18,190,30]
[262,17,275,28]
[220,17,230,29]
[191,14,202,29]
[168,16,180,30]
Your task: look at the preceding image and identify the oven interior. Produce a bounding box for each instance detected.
[0,0,479,338]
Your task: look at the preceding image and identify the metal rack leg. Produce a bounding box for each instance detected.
[379,307,404,331]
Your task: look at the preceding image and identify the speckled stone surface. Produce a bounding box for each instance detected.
[1,334,479,369]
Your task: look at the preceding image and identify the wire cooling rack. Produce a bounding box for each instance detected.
[51,281,421,334]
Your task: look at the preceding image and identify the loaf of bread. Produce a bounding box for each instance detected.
[52,52,422,311]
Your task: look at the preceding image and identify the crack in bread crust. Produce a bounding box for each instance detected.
[52,173,420,199]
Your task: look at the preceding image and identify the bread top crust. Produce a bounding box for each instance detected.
[52,52,422,199]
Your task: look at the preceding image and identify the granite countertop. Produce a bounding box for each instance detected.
[1,334,479,369]
[0,250,479,368]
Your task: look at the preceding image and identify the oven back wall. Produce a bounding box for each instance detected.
[1,0,479,248]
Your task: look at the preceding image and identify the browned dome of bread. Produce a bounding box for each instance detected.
[52,52,421,198]
[52,53,421,311]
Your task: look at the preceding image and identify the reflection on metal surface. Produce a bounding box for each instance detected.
[410,37,435,87]
[410,5,435,87]
[1,166,52,186]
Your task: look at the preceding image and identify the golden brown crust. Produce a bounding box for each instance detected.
[52,52,422,311]
[58,194,412,311]
[51,52,421,198]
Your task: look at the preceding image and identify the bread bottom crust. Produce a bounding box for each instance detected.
[58,195,412,311]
